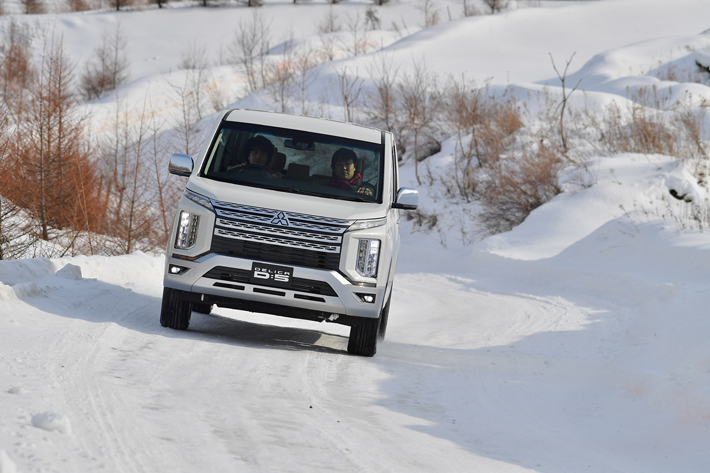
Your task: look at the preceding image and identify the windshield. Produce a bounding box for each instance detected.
[200,121,384,203]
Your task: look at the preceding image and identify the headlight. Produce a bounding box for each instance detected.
[356,239,380,278]
[347,218,386,232]
[175,211,200,249]
[184,189,214,211]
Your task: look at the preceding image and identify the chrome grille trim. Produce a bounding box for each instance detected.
[210,201,351,262]
[215,228,340,253]
[216,219,342,243]
[215,209,347,233]
[212,201,355,227]
[215,209,272,224]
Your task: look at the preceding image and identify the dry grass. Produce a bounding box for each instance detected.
[477,144,563,235]
[405,207,439,231]
[599,101,676,156]
[443,77,525,203]
[595,87,709,168]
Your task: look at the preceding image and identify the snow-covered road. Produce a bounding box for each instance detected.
[3,205,709,473]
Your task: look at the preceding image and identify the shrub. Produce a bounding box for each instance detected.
[443,77,524,201]
[594,87,709,170]
[477,144,563,235]
[80,24,129,101]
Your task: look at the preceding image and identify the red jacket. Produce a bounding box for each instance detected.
[329,173,362,191]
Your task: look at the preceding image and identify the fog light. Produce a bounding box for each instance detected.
[356,293,376,304]
[169,264,190,275]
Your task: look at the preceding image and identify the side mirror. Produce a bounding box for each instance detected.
[169,153,194,177]
[392,188,418,210]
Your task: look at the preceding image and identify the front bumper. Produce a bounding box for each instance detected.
[164,253,385,324]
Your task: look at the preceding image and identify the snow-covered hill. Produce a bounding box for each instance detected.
[1,1,710,472]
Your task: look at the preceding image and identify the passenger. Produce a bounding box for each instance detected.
[329,148,374,196]
[329,148,363,191]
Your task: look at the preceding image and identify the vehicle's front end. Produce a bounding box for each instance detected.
[161,109,417,356]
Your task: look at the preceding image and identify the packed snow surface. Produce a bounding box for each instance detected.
[2,157,709,472]
[2,0,710,472]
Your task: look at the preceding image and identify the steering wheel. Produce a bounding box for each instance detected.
[233,164,275,180]
[356,183,375,197]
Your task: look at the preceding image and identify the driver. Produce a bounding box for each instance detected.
[228,135,276,172]
[329,148,364,192]
[243,135,275,168]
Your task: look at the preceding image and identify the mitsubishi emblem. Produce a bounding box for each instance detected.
[270,212,290,226]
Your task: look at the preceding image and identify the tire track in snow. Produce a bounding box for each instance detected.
[43,304,161,472]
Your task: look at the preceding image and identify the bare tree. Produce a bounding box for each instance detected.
[20,0,44,14]
[98,94,179,254]
[365,52,400,133]
[66,0,90,11]
[335,66,364,122]
[229,11,271,93]
[166,73,203,158]
[81,21,130,101]
[318,32,338,63]
[111,0,133,11]
[549,52,581,155]
[147,113,180,246]
[399,60,440,185]
[318,7,341,61]
[444,75,481,200]
[116,101,159,253]
[0,81,34,260]
[293,46,321,116]
[345,10,366,56]
[483,0,509,14]
[364,7,381,31]
[417,0,440,28]
[318,6,341,34]
[11,33,106,244]
[180,40,211,120]
[268,37,296,113]
[0,19,34,121]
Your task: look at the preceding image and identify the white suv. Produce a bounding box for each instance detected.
[160,109,418,356]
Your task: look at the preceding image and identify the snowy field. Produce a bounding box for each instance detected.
[2,0,710,472]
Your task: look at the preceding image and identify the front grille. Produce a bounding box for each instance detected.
[209,201,353,271]
[203,266,338,297]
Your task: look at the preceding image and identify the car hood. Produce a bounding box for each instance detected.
[186,176,388,221]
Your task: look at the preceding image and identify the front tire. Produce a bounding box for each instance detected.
[160,287,192,330]
[378,293,391,341]
[347,316,381,357]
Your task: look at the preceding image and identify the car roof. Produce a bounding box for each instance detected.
[224,109,383,144]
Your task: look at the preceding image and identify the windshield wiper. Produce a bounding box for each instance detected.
[260,185,301,194]
[330,195,371,202]
[260,185,321,198]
